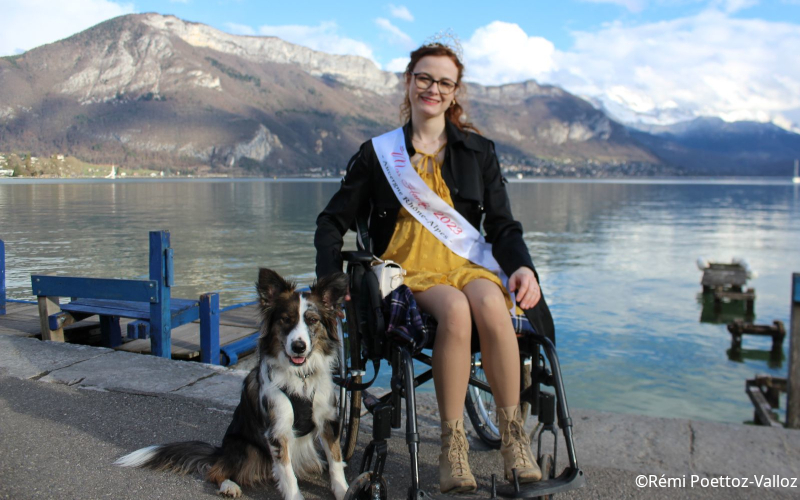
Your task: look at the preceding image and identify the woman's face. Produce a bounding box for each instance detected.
[406,55,459,121]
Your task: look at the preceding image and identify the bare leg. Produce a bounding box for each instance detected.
[414,285,472,421]
[462,279,520,408]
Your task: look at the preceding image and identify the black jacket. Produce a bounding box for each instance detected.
[315,120,537,281]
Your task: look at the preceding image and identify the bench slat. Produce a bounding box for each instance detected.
[31,276,159,303]
[59,298,198,319]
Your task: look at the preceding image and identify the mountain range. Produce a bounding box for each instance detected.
[0,13,797,177]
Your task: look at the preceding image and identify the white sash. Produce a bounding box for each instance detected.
[372,127,515,307]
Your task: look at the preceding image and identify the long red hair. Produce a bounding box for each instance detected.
[400,44,479,134]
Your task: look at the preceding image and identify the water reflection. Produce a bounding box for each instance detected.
[2,178,800,425]
[727,348,784,370]
[697,292,755,325]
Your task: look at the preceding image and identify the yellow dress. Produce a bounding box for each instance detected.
[380,146,514,310]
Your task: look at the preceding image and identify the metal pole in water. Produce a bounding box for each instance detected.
[786,273,800,428]
[793,159,800,183]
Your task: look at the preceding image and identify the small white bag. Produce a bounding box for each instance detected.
[371,259,406,298]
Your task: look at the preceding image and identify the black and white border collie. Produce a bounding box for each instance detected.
[115,268,350,500]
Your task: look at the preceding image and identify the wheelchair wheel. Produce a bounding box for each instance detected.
[465,352,500,448]
[465,353,533,450]
[343,472,388,500]
[535,453,555,500]
[539,453,555,480]
[338,299,363,462]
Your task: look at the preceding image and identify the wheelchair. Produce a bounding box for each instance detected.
[334,249,585,499]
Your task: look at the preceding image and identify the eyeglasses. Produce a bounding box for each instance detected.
[412,72,458,95]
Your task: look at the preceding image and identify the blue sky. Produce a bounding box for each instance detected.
[2,0,800,129]
[111,1,800,71]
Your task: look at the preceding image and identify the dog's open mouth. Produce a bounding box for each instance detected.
[289,356,307,366]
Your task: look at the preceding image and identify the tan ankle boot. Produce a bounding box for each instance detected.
[439,419,477,494]
[498,406,542,483]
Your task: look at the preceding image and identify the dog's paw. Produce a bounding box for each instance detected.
[218,479,242,498]
[332,480,348,500]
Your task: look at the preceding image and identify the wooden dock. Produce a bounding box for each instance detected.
[0,302,45,337]
[701,262,749,292]
[746,375,786,427]
[0,301,261,363]
[118,303,261,359]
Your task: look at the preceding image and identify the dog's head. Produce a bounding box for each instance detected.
[255,268,348,370]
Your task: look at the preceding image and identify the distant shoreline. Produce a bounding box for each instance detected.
[1,175,797,186]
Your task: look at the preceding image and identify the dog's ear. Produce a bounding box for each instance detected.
[311,272,348,310]
[256,268,296,309]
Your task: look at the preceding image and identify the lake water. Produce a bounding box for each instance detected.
[2,177,799,425]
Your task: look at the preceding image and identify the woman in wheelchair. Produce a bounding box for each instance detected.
[315,41,545,494]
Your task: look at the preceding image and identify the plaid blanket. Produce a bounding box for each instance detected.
[382,285,539,353]
[382,285,431,353]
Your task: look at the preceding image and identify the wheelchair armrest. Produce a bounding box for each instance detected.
[341,251,376,263]
[520,296,556,345]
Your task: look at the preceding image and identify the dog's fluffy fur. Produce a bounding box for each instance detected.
[115,268,349,500]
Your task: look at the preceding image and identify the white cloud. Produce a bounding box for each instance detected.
[389,4,414,22]
[0,0,134,57]
[257,21,376,61]
[459,12,800,129]
[462,21,556,85]
[552,10,800,126]
[580,0,760,14]
[579,0,648,12]
[710,0,760,13]
[387,57,410,73]
[375,18,415,48]
[225,22,256,36]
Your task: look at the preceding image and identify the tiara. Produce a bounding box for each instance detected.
[423,29,463,62]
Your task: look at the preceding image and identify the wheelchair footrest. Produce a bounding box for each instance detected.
[494,467,586,498]
[538,391,556,426]
[361,390,393,441]
[362,389,382,412]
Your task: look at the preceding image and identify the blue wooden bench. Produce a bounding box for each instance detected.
[30,230,222,364]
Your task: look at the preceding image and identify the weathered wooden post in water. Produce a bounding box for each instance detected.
[1,239,5,315]
[787,273,800,429]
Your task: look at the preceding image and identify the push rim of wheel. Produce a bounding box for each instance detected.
[539,453,554,479]
[535,454,555,500]
[339,302,362,462]
[466,353,501,448]
[340,376,361,462]
[466,353,534,449]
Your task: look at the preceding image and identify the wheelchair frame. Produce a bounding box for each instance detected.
[335,252,585,499]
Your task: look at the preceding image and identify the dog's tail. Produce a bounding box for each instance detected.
[114,441,221,476]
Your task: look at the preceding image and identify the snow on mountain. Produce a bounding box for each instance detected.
[585,87,800,135]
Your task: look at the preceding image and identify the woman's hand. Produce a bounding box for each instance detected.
[508,267,541,310]
[336,291,351,319]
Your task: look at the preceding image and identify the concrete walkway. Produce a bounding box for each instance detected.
[1,334,799,499]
